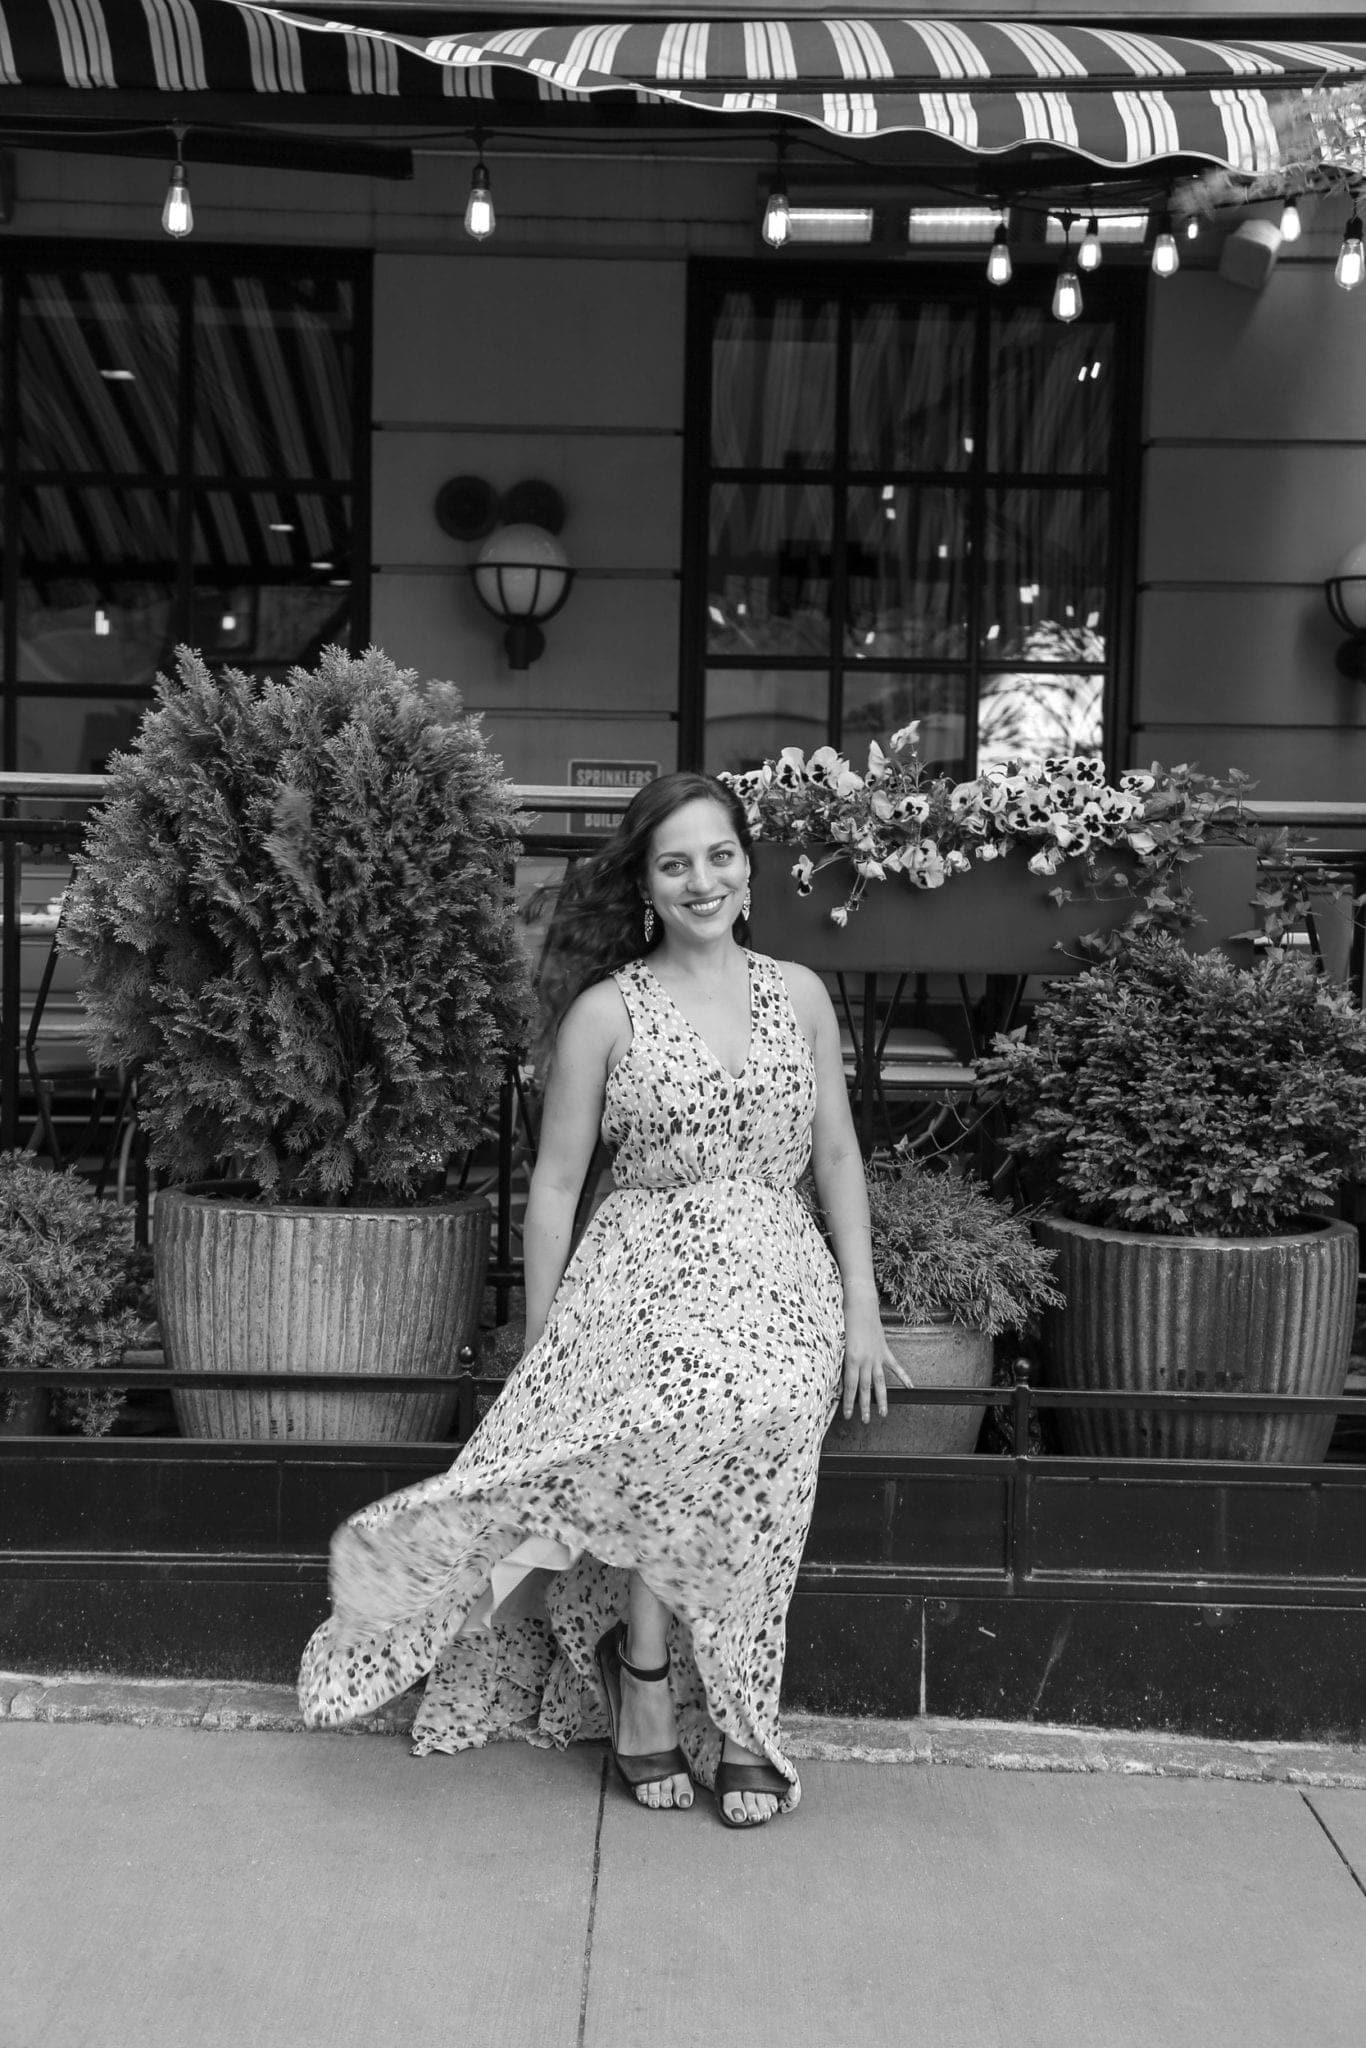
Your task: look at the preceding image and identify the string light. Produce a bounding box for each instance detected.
[465,139,494,240]
[762,135,790,249]
[1077,215,1102,272]
[1335,211,1364,290]
[985,221,1012,285]
[1150,211,1180,278]
[161,126,192,238]
[1279,198,1303,244]
[1052,216,1082,323]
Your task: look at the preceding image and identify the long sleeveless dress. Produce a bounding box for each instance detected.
[297,948,845,1802]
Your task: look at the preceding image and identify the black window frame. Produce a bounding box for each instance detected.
[0,237,373,773]
[679,255,1145,778]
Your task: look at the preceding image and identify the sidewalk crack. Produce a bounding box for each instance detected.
[577,1753,608,2048]
[1300,1790,1366,1902]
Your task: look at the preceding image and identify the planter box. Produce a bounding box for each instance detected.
[748,839,1261,977]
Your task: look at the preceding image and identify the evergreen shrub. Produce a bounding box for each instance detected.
[0,1155,152,1436]
[866,1158,1062,1335]
[63,645,532,1204]
[975,933,1366,1237]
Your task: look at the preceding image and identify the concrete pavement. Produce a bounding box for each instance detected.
[3,1685,1365,2048]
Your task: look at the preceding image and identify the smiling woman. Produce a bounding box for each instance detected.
[299,769,898,1832]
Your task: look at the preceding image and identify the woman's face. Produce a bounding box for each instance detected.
[643,797,749,945]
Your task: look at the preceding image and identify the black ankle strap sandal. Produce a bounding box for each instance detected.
[594,1623,691,1802]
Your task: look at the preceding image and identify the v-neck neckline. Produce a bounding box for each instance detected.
[640,951,755,1083]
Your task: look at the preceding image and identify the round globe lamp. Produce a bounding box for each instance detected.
[471,523,573,670]
[1325,541,1366,680]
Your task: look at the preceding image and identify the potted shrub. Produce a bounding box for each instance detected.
[975,934,1366,1461]
[63,645,533,1442]
[0,1154,152,1438]
[824,1157,1062,1457]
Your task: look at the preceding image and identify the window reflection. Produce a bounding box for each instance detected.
[845,487,968,660]
[981,489,1108,656]
[194,273,355,481]
[16,580,173,688]
[843,671,968,775]
[849,302,974,472]
[711,293,838,469]
[988,308,1114,474]
[703,669,829,774]
[978,669,1104,774]
[18,694,151,774]
[707,483,833,655]
[19,270,179,474]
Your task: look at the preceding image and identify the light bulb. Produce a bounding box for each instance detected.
[161,160,192,238]
[465,160,494,240]
[1151,220,1179,278]
[762,186,790,248]
[1077,215,1102,271]
[1052,266,1082,323]
[985,224,1012,285]
[1279,198,1302,244]
[1184,216,1200,241]
[1335,215,1364,290]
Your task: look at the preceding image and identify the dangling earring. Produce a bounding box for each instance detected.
[741,883,752,920]
[643,902,656,943]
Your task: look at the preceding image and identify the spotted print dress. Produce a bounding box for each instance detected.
[297,949,845,1802]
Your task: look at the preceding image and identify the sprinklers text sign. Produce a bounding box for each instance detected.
[569,760,658,833]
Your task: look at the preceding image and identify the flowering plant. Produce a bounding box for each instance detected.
[721,724,1259,940]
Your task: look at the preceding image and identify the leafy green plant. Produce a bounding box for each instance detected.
[975,933,1366,1237]
[0,1155,152,1436]
[866,1157,1063,1335]
[63,645,533,1204]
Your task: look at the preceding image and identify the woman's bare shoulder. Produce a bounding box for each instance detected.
[767,957,833,1025]
[558,973,632,1061]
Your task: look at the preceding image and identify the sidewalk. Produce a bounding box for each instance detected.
[4,1678,1365,2048]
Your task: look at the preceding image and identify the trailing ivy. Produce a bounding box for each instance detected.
[975,934,1366,1238]
[63,646,532,1204]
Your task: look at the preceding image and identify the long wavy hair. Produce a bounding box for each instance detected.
[534,771,754,1058]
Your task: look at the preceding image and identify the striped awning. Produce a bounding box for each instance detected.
[8,2,1366,173]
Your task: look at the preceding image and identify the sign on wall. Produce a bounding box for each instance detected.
[568,760,659,834]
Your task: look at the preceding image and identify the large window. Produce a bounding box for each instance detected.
[683,262,1142,778]
[1,245,368,773]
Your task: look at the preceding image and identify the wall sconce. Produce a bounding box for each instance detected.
[472,524,573,669]
[1325,542,1366,680]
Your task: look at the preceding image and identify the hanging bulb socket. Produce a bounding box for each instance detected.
[986,221,1012,286]
[1150,213,1180,279]
[1336,213,1364,290]
[161,127,192,238]
[1077,215,1102,272]
[465,156,495,240]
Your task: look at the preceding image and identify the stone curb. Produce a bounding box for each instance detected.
[4,1672,1365,1787]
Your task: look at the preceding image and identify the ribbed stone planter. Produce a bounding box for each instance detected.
[824,1320,992,1456]
[155,1187,491,1442]
[1034,1214,1359,1462]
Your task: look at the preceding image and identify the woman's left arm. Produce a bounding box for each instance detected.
[784,963,897,1424]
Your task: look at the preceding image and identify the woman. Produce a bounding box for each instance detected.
[299,772,894,1829]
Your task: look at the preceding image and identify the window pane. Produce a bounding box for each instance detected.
[845,486,968,660]
[842,671,968,775]
[189,489,351,579]
[848,301,975,471]
[988,308,1115,474]
[977,671,1104,775]
[21,485,176,577]
[194,273,356,480]
[981,489,1109,658]
[19,270,179,474]
[703,670,830,775]
[190,584,352,675]
[18,695,151,774]
[710,292,838,469]
[708,483,833,656]
[17,580,173,688]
